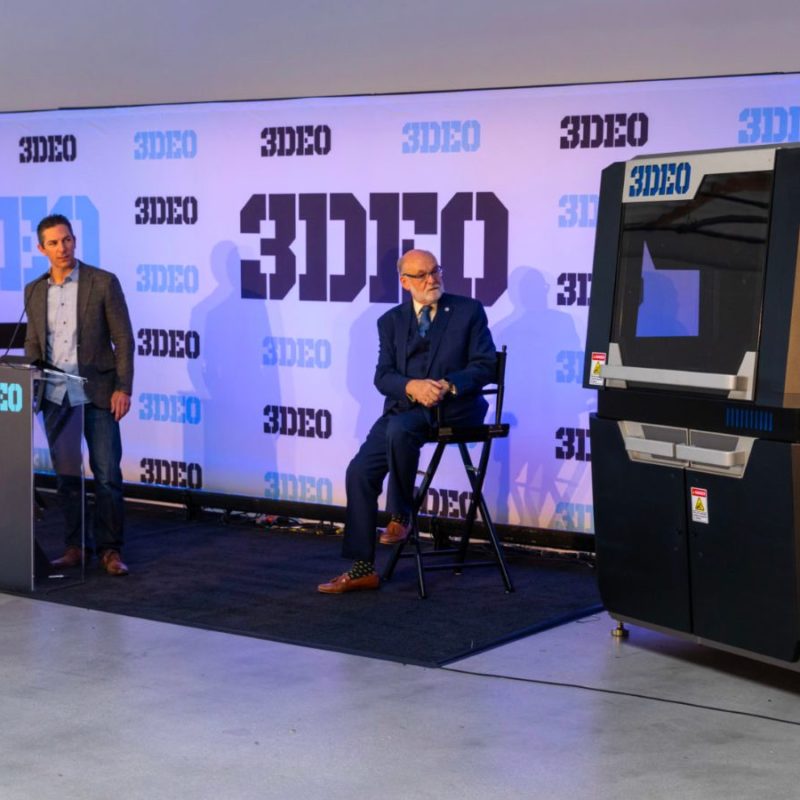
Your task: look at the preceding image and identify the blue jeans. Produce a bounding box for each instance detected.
[42,398,124,553]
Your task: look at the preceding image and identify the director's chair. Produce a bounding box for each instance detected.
[382,346,514,598]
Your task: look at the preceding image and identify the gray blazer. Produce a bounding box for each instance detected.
[24,262,135,409]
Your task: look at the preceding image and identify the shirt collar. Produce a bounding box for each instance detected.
[48,260,80,285]
[412,298,436,316]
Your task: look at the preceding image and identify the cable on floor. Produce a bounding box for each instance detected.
[440,665,800,728]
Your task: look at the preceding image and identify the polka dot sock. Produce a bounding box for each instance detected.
[348,560,376,579]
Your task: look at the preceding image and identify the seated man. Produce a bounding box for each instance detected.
[318,249,496,593]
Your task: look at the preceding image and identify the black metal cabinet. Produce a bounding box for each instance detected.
[592,414,800,662]
[687,439,800,661]
[591,416,691,634]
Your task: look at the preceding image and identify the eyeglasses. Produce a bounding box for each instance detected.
[401,265,443,282]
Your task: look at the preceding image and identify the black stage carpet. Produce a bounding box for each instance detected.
[27,501,601,667]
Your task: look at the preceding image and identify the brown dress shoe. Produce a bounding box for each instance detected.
[51,546,91,569]
[379,519,411,545]
[318,572,380,594]
[100,550,129,576]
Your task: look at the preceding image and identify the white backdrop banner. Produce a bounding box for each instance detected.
[2,73,798,534]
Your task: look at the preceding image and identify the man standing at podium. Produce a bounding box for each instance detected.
[24,214,134,576]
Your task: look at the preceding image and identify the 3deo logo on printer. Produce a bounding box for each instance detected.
[628,161,691,198]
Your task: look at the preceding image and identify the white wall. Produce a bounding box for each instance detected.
[3,0,800,112]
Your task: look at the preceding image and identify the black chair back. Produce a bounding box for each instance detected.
[486,346,507,426]
[436,345,507,430]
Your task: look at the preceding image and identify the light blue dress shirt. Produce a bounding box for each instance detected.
[45,262,89,406]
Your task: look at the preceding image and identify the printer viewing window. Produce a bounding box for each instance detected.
[611,170,772,379]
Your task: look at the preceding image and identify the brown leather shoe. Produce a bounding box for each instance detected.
[51,546,91,569]
[318,572,380,594]
[379,519,411,545]
[100,550,129,576]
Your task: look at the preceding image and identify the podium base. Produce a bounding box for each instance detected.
[34,540,52,580]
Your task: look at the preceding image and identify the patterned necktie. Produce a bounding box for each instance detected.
[418,305,432,338]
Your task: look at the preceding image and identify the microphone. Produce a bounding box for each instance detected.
[0,271,50,364]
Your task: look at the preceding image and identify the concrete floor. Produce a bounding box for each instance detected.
[1,593,799,800]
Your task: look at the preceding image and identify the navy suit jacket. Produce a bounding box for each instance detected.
[373,292,496,424]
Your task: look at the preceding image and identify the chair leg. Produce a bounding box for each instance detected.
[382,437,514,595]
[457,442,514,593]
[380,515,428,597]
[381,536,406,581]
[411,515,427,599]
[479,497,515,593]
[381,443,445,592]
[408,443,447,597]
[455,443,486,565]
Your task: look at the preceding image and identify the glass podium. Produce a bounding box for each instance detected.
[0,361,85,592]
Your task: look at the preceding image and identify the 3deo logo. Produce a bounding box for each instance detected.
[0,196,99,291]
[261,125,331,157]
[555,351,585,385]
[555,427,591,462]
[264,472,333,504]
[558,195,598,228]
[556,272,591,306]
[135,196,197,225]
[136,263,199,293]
[627,162,691,198]
[134,130,197,160]
[402,120,480,154]
[139,393,201,425]
[137,329,200,359]
[19,135,77,163]
[418,486,474,519]
[263,405,331,438]
[263,337,331,368]
[553,502,594,533]
[0,382,23,412]
[561,113,648,149]
[240,191,508,306]
[141,458,203,489]
[739,107,800,144]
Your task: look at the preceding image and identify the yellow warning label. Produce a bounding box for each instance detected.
[690,486,709,524]
[589,352,606,386]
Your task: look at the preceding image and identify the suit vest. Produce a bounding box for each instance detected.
[405,319,431,379]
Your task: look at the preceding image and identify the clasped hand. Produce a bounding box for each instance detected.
[406,378,450,408]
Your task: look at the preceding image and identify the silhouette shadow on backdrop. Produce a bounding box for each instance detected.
[488,266,594,530]
[186,241,275,497]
